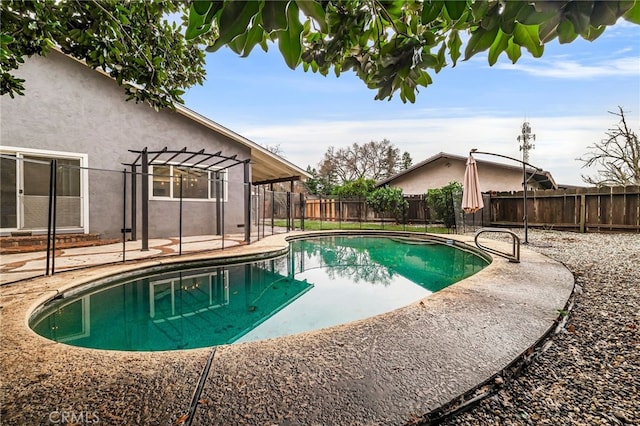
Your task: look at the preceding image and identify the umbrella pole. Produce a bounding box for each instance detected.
[522,160,528,244]
[471,149,542,244]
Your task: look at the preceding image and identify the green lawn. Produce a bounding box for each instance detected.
[269,219,453,234]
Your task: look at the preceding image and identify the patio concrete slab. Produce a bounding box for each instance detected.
[0,231,574,425]
[0,234,248,285]
[192,234,572,425]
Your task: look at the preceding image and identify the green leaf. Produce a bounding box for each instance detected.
[420,54,439,68]
[505,38,522,63]
[538,15,560,43]
[464,25,499,60]
[556,18,579,44]
[262,0,288,32]
[207,1,260,52]
[444,0,467,20]
[590,1,619,26]
[296,0,327,32]
[516,3,555,25]
[227,31,247,55]
[447,31,461,66]
[623,1,640,24]
[186,1,222,40]
[513,23,543,57]
[470,1,491,21]
[583,24,606,42]
[488,29,509,65]
[421,0,444,23]
[402,83,416,103]
[277,2,303,69]
[241,23,265,57]
[500,1,525,23]
[564,1,594,36]
[415,69,433,86]
[434,41,446,72]
[480,12,500,31]
[192,0,213,16]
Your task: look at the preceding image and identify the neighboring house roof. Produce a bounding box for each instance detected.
[55,48,309,184]
[377,152,558,190]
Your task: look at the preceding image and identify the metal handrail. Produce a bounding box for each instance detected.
[474,228,521,263]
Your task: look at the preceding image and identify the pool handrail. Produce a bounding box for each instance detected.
[474,228,521,263]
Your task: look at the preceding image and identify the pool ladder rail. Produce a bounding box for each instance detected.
[473,228,521,263]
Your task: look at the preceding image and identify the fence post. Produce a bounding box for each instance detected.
[122,169,127,263]
[179,173,184,255]
[262,186,267,238]
[51,159,58,274]
[579,193,586,233]
[45,159,55,276]
[300,193,305,231]
[130,164,137,241]
[270,185,275,235]
[286,191,291,232]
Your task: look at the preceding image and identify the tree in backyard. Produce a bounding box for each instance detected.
[3,1,639,108]
[264,143,284,156]
[1,0,213,109]
[303,166,336,195]
[578,107,640,187]
[318,139,411,184]
[367,186,408,223]
[332,177,377,198]
[426,181,462,229]
[401,151,413,170]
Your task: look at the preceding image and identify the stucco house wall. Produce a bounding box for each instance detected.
[1,50,251,239]
[381,154,553,195]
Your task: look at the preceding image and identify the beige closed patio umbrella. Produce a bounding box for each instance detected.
[462,154,484,213]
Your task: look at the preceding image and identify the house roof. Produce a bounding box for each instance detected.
[377,152,558,190]
[55,48,309,184]
[173,106,310,184]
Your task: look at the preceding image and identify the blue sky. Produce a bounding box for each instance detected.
[184,20,640,186]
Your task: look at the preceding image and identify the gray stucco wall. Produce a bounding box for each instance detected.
[1,50,250,239]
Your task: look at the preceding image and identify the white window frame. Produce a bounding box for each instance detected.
[149,270,229,322]
[0,145,89,234]
[149,164,228,202]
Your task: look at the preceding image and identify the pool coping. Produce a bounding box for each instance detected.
[0,231,574,425]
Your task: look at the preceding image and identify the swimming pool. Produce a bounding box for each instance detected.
[30,235,489,351]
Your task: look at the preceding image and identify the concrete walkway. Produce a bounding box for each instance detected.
[0,233,252,285]
[0,231,574,425]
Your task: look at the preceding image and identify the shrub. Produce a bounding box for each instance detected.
[426,181,462,229]
[367,186,408,223]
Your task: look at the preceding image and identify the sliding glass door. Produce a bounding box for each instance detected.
[0,149,85,233]
[0,155,17,229]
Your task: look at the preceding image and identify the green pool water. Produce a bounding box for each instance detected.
[30,235,489,351]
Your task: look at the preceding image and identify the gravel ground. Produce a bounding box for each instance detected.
[442,229,639,425]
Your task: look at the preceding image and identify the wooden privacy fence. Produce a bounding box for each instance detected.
[488,185,640,232]
[304,195,436,224]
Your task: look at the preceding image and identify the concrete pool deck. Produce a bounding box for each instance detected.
[0,231,574,425]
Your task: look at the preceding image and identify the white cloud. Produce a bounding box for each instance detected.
[234,113,615,186]
[495,56,640,78]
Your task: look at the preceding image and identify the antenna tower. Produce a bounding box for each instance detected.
[517,121,535,163]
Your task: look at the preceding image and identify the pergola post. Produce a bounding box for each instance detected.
[215,171,222,235]
[130,164,137,241]
[141,148,149,251]
[244,160,251,244]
